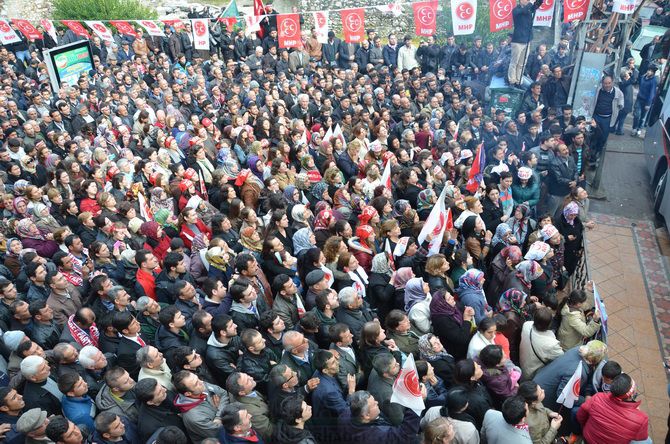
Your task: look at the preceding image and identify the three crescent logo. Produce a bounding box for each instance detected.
[538,0,554,11]
[141,21,156,30]
[0,21,11,33]
[280,17,298,38]
[194,21,206,36]
[345,13,363,33]
[566,0,587,8]
[416,5,435,26]
[93,23,107,33]
[493,0,513,19]
[403,370,422,396]
[315,13,326,27]
[456,2,475,20]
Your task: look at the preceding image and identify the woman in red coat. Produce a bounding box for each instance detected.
[140,221,171,263]
[179,207,211,250]
[78,179,101,216]
[347,224,376,273]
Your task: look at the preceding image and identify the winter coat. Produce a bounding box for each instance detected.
[368,272,395,323]
[337,408,420,444]
[481,409,532,444]
[137,400,188,444]
[519,321,564,379]
[273,294,304,330]
[533,346,593,411]
[230,392,273,443]
[576,392,649,444]
[238,349,277,393]
[557,304,601,350]
[431,312,474,361]
[95,384,139,422]
[476,360,518,408]
[450,382,493,429]
[273,421,317,444]
[61,395,95,431]
[173,382,229,443]
[526,402,559,444]
[334,305,376,342]
[546,155,577,197]
[408,297,432,335]
[512,179,541,209]
[205,334,243,387]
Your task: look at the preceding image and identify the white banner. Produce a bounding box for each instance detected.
[313,11,329,44]
[136,20,165,37]
[244,15,263,36]
[86,21,114,43]
[40,19,58,42]
[533,0,555,27]
[613,0,635,14]
[451,0,477,36]
[191,18,209,50]
[0,20,21,44]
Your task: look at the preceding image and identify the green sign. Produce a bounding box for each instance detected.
[54,46,92,88]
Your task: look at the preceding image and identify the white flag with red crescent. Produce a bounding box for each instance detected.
[390,354,425,415]
[557,361,583,408]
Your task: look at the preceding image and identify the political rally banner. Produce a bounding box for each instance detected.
[136,20,165,37]
[533,0,555,27]
[277,13,301,48]
[109,20,138,38]
[341,8,365,43]
[563,0,590,22]
[0,20,21,44]
[162,19,185,31]
[244,15,263,36]
[191,18,210,50]
[613,0,635,14]
[40,19,58,42]
[86,21,114,42]
[412,1,438,37]
[451,0,477,36]
[489,0,514,32]
[62,20,91,39]
[313,11,329,44]
[12,19,42,40]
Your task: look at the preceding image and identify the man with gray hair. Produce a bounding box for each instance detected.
[334,287,376,342]
[108,286,132,314]
[136,296,160,346]
[21,355,63,416]
[137,346,173,391]
[368,353,403,425]
[78,345,107,397]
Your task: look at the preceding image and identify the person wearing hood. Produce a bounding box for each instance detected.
[272,395,316,444]
[173,370,229,443]
[95,367,138,423]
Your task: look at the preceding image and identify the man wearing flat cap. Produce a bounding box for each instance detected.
[16,408,52,444]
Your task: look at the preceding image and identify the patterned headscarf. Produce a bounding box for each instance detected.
[563,202,579,225]
[500,245,523,264]
[458,269,485,292]
[516,260,543,284]
[392,200,411,218]
[371,253,393,276]
[498,289,527,316]
[417,189,436,212]
[283,185,298,205]
[16,219,43,240]
[418,334,453,361]
[491,223,513,248]
[293,228,314,257]
[310,182,329,201]
[392,267,414,289]
[314,210,334,231]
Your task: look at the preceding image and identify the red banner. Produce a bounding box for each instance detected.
[277,13,301,48]
[412,1,437,37]
[11,20,42,40]
[61,20,90,39]
[162,19,184,31]
[489,0,513,32]
[109,20,138,38]
[564,0,590,22]
[341,8,365,43]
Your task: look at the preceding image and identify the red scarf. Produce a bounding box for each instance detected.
[67,314,99,347]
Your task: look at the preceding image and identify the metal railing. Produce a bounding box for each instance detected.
[570,232,591,291]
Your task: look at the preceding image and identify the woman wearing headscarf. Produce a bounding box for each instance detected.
[485,245,523,307]
[313,209,335,249]
[368,253,396,324]
[461,215,492,269]
[290,204,312,232]
[11,196,29,220]
[154,208,180,238]
[430,289,476,361]
[239,226,263,262]
[292,227,316,260]
[393,200,418,238]
[4,238,22,277]
[140,221,171,263]
[391,267,415,312]
[333,186,355,222]
[555,201,584,276]
[348,224,376,273]
[456,269,490,324]
[503,260,544,298]
[507,203,535,250]
[417,189,437,221]
[525,241,556,307]
[308,181,331,208]
[31,202,61,234]
[15,218,59,258]
[149,187,175,218]
[489,223,518,262]
[497,288,531,364]
[205,246,235,283]
[418,333,456,390]
[404,277,433,335]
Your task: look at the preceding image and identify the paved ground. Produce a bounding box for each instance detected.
[583,123,670,441]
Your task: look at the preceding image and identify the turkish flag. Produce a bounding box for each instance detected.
[563,0,590,21]
[489,0,514,32]
[412,1,437,37]
[110,21,138,38]
[341,8,365,43]
[277,14,301,49]
[466,143,486,193]
[11,20,42,40]
[62,20,90,39]
[253,0,266,38]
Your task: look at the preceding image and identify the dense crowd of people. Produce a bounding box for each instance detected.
[0,1,656,443]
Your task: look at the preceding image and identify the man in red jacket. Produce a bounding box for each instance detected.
[576,373,649,444]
